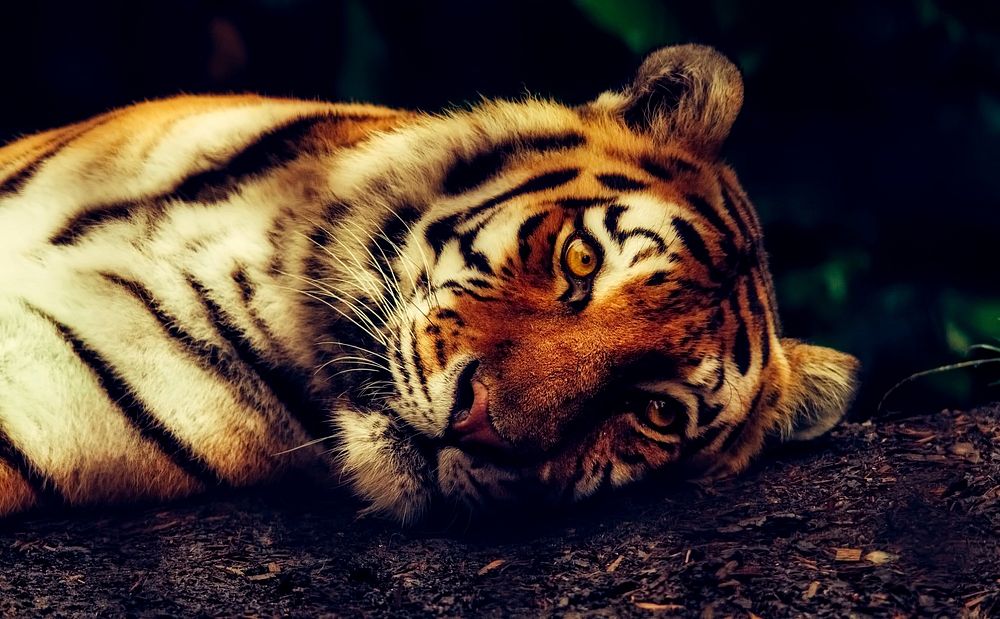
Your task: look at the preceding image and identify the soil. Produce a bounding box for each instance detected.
[2,404,998,618]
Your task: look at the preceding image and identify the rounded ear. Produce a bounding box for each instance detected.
[597,44,744,158]
[775,339,861,441]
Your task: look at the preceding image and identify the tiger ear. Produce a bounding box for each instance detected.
[598,44,744,158]
[774,339,861,441]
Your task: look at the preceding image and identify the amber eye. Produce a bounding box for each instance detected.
[646,400,677,429]
[564,237,599,278]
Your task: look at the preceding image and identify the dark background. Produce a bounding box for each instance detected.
[1,0,997,415]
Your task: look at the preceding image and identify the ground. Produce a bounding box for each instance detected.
[2,405,998,618]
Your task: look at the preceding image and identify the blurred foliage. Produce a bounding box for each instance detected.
[574,0,677,53]
[0,0,997,414]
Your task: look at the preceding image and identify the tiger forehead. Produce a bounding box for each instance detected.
[440,127,714,203]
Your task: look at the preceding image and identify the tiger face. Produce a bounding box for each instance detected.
[332,45,859,523]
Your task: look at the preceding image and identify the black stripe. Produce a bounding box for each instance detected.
[687,193,743,278]
[102,275,211,358]
[436,308,463,322]
[639,156,698,183]
[36,309,221,488]
[558,197,608,209]
[167,113,340,204]
[601,212,665,261]
[434,333,447,367]
[639,158,675,182]
[595,460,615,494]
[393,330,415,397]
[744,276,771,367]
[719,183,754,242]
[439,280,498,302]
[516,211,549,264]
[718,177,761,242]
[233,268,255,304]
[462,168,579,224]
[595,173,647,192]
[458,232,493,275]
[465,277,493,289]
[442,132,585,196]
[306,201,350,253]
[187,277,331,438]
[424,213,461,255]
[381,204,422,250]
[711,337,728,392]
[370,204,422,299]
[107,273,317,416]
[666,156,698,173]
[680,424,726,459]
[733,322,751,375]
[0,424,63,506]
[730,290,752,375]
[685,193,734,240]
[49,201,141,246]
[695,394,724,427]
[433,169,577,265]
[409,320,432,403]
[603,203,628,244]
[617,228,667,253]
[104,273,301,415]
[0,116,114,197]
[645,271,668,286]
[671,218,716,275]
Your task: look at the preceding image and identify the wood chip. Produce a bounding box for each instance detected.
[804,580,820,600]
[476,559,505,576]
[864,550,897,565]
[898,428,935,439]
[964,594,989,609]
[247,573,275,581]
[634,602,684,611]
[834,548,862,562]
[605,555,624,573]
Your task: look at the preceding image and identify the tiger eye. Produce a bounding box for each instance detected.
[646,400,676,428]
[565,237,598,278]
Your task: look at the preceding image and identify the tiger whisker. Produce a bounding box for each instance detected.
[278,273,391,341]
[273,434,338,455]
[315,340,394,364]
[276,283,389,347]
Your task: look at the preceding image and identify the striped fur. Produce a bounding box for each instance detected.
[0,46,858,524]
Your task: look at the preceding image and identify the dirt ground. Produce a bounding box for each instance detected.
[2,404,998,618]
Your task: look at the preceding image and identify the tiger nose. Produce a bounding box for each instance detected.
[449,378,511,450]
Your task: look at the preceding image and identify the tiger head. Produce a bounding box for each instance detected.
[330,45,859,523]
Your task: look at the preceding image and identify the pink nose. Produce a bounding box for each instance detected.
[449,380,512,450]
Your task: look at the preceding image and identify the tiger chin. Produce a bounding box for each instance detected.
[0,45,858,525]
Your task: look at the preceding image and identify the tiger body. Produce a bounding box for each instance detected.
[0,47,858,523]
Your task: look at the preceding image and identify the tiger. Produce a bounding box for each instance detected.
[0,45,858,524]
